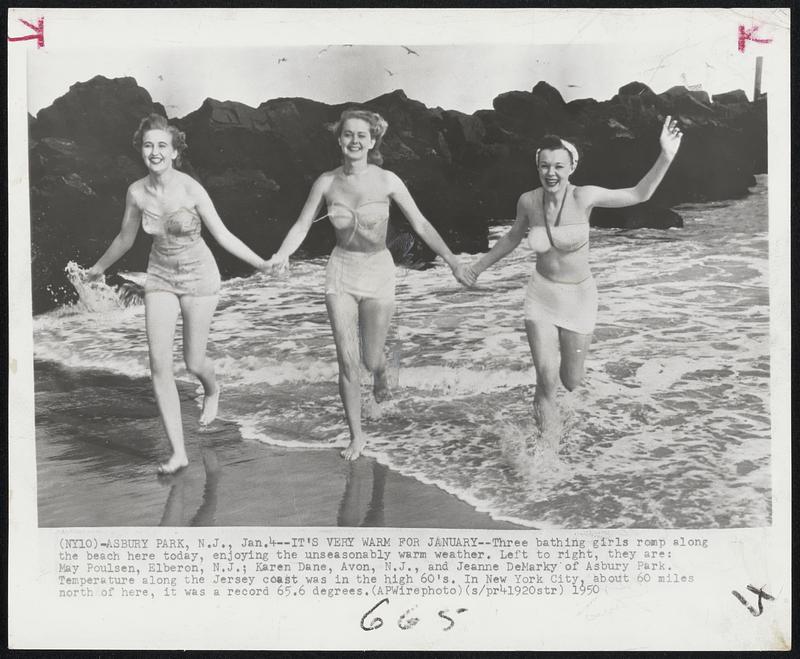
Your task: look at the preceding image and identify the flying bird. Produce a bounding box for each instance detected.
[401,45,419,56]
[158,75,164,81]
[384,68,395,76]
[278,57,287,64]
[317,46,330,56]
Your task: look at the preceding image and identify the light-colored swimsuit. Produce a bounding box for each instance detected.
[323,200,395,302]
[525,186,598,334]
[142,207,221,297]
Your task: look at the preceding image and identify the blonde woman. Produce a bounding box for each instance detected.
[267,109,469,459]
[87,114,270,473]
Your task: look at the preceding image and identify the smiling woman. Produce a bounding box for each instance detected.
[85,113,271,474]
[465,117,684,451]
[265,108,472,460]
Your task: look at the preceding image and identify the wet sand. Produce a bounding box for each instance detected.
[35,361,521,528]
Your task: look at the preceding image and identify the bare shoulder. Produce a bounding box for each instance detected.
[179,170,207,196]
[127,177,147,204]
[313,169,338,194]
[382,168,406,194]
[518,189,537,209]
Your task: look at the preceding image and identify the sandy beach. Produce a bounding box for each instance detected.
[35,361,520,529]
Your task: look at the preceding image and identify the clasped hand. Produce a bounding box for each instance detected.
[450,260,479,288]
[260,254,289,276]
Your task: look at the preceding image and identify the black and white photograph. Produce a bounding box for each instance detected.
[8,7,791,651]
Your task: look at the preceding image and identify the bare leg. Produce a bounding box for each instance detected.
[558,328,593,392]
[145,292,187,473]
[326,293,366,460]
[525,319,563,451]
[180,294,220,425]
[359,297,395,402]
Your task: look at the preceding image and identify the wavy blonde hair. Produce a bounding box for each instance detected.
[132,113,187,167]
[333,109,389,165]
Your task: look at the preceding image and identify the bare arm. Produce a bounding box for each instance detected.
[266,174,329,271]
[470,195,529,278]
[87,186,142,277]
[388,173,460,272]
[193,181,268,271]
[579,115,683,209]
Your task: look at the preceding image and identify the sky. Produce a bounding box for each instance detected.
[27,42,775,120]
[22,8,787,118]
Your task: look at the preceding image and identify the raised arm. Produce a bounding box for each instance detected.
[578,115,683,209]
[266,174,330,272]
[465,194,529,285]
[86,186,142,278]
[192,181,269,271]
[388,172,463,278]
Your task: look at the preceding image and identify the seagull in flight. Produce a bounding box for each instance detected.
[278,57,287,64]
[401,45,419,56]
[384,68,395,76]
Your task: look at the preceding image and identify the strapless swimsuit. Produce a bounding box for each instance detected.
[524,186,597,334]
[142,207,221,297]
[321,200,395,302]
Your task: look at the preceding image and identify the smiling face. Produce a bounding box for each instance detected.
[141,128,177,173]
[537,147,573,193]
[338,118,376,163]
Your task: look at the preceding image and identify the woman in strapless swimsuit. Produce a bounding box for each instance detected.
[86,114,270,474]
[267,109,469,460]
[464,116,683,444]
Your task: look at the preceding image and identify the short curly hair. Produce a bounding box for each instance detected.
[132,113,187,167]
[333,109,389,166]
[536,134,579,169]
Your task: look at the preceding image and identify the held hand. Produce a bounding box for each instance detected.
[450,260,477,288]
[659,115,683,159]
[264,253,290,276]
[255,258,272,275]
[462,264,480,288]
[84,265,105,283]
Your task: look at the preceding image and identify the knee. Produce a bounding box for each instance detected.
[362,352,384,374]
[184,357,204,377]
[150,362,174,383]
[560,366,584,392]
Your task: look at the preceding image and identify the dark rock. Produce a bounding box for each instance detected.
[33,75,166,153]
[29,76,768,313]
[591,204,683,230]
[618,81,656,99]
[712,89,749,105]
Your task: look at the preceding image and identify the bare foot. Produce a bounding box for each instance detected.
[158,453,189,475]
[373,368,393,403]
[341,435,367,461]
[199,385,221,426]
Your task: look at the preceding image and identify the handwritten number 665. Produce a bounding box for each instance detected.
[360,597,467,632]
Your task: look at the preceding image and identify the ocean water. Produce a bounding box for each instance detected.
[34,175,771,528]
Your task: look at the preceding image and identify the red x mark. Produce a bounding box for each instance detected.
[738,24,772,53]
[8,17,45,49]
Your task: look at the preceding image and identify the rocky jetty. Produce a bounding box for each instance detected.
[29,75,766,313]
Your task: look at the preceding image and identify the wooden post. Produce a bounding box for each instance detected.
[753,56,763,100]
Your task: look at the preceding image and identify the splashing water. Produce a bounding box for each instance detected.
[37,177,771,528]
[64,261,143,312]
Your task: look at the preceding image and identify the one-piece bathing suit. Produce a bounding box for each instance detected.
[142,206,221,297]
[524,185,598,334]
[323,200,395,302]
